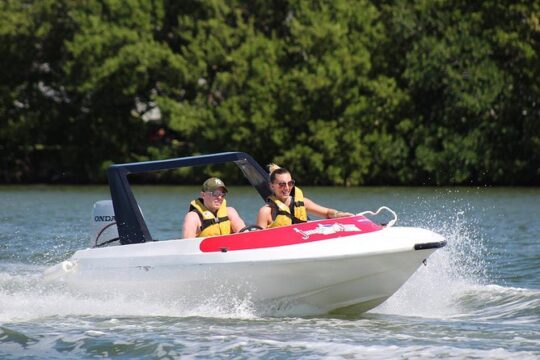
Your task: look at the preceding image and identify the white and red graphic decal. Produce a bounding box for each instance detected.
[199,215,382,252]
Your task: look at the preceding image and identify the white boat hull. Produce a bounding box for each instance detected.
[44,218,445,315]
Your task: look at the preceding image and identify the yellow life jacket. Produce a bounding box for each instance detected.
[267,186,308,228]
[189,198,231,237]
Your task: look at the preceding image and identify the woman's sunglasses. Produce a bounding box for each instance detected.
[274,180,295,188]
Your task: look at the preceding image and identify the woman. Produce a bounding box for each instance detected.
[256,164,353,229]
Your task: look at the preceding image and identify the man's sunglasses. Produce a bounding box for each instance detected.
[206,190,227,198]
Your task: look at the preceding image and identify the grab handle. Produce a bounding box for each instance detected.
[358,206,397,227]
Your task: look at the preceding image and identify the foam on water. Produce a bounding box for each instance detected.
[373,204,482,316]
[0,263,258,323]
[159,336,539,360]
[455,284,540,323]
[373,198,540,324]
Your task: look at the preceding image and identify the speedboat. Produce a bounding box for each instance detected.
[43,152,446,315]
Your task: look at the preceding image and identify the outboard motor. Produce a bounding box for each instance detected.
[91,200,119,247]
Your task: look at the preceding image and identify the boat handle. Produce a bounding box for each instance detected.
[357,206,397,227]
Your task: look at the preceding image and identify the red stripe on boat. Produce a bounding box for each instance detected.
[199,215,382,252]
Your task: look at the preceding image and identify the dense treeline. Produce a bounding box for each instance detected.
[1,0,539,185]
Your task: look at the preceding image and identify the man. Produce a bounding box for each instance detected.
[182,177,246,238]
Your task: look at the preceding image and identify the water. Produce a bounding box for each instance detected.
[0,185,539,359]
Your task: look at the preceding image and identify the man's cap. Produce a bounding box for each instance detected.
[202,177,228,192]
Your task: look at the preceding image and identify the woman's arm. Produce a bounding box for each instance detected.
[256,205,272,229]
[304,197,353,219]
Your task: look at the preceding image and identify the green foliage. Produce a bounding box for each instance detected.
[379,0,540,185]
[1,0,538,185]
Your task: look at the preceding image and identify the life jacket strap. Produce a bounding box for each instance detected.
[201,216,230,230]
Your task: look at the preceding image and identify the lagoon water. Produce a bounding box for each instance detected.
[0,185,539,359]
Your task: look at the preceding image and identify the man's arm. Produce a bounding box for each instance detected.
[227,207,246,233]
[182,211,201,238]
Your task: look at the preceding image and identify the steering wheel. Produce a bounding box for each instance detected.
[239,225,263,232]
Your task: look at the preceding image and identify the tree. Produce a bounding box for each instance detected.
[379,0,540,184]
